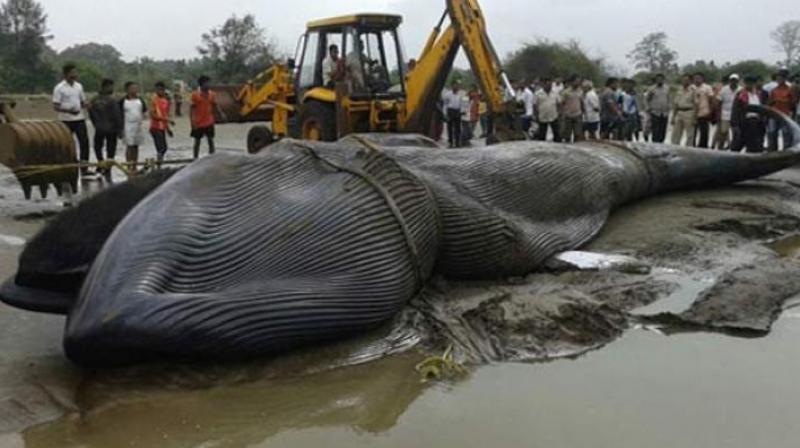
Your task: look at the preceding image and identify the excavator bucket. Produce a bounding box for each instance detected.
[210,85,246,124]
[0,119,79,200]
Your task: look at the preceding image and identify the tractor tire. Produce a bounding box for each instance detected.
[298,100,337,142]
[247,125,274,154]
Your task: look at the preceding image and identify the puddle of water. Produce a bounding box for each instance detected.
[769,235,800,258]
[549,251,651,274]
[24,314,800,448]
[632,268,715,316]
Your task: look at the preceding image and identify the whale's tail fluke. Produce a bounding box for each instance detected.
[633,105,800,197]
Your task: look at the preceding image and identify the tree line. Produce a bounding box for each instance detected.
[0,0,279,93]
[504,24,800,87]
[1,0,799,94]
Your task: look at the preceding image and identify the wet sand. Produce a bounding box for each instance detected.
[2,100,800,446]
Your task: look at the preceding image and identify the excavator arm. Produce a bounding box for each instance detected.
[402,12,460,134]
[403,0,524,142]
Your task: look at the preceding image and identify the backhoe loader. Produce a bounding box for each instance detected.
[212,0,524,153]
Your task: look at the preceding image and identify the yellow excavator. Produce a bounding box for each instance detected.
[213,0,525,153]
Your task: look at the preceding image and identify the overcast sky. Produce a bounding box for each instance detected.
[38,0,791,72]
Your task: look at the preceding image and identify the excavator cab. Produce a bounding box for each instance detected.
[291,14,408,141]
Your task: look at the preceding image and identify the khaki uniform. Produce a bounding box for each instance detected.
[671,86,697,146]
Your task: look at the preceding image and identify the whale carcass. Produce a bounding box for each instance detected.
[2,107,799,367]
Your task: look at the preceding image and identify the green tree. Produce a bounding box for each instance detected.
[0,0,55,92]
[720,60,777,81]
[59,42,124,78]
[681,60,721,81]
[67,60,102,92]
[627,32,679,75]
[447,68,476,87]
[197,14,278,84]
[504,39,606,84]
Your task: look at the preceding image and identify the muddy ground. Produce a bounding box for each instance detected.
[2,100,800,447]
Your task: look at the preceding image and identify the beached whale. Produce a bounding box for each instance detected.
[2,106,799,366]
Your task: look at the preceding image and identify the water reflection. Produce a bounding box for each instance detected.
[26,353,428,448]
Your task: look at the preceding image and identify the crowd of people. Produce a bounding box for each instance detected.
[441,69,800,151]
[51,64,222,179]
[46,61,800,176]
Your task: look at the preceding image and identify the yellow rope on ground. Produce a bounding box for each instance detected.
[10,158,196,181]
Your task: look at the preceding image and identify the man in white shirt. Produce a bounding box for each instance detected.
[521,81,535,135]
[763,73,779,95]
[552,78,564,96]
[714,74,741,149]
[534,78,562,142]
[52,63,90,175]
[442,80,465,148]
[582,80,600,140]
[322,45,341,88]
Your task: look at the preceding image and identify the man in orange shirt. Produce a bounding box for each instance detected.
[191,75,222,159]
[768,69,797,150]
[150,81,174,167]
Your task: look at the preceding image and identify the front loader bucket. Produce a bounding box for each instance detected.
[210,85,273,124]
[211,85,246,124]
[0,121,79,200]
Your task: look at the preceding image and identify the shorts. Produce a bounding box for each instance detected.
[583,122,599,133]
[191,126,215,139]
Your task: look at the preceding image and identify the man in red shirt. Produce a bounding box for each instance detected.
[191,75,222,159]
[768,69,797,150]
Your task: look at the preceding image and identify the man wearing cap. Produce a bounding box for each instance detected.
[714,74,741,150]
[767,69,796,150]
[732,75,765,153]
